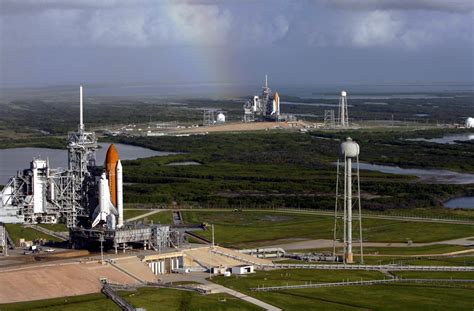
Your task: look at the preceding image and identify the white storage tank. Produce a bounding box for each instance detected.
[465,117,474,128]
[216,113,226,123]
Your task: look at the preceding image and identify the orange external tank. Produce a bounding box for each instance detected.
[105,144,120,207]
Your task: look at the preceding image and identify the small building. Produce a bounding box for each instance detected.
[231,265,254,275]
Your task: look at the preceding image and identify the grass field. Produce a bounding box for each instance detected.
[37,223,68,232]
[119,287,262,310]
[5,224,62,246]
[344,255,474,266]
[181,210,473,247]
[294,244,468,256]
[0,288,263,311]
[0,293,118,311]
[393,271,474,280]
[144,210,173,224]
[211,270,474,310]
[123,209,152,220]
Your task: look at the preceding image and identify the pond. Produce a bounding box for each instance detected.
[0,143,176,183]
[444,197,474,209]
[355,163,474,185]
[406,133,474,144]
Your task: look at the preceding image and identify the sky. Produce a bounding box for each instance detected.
[0,0,473,88]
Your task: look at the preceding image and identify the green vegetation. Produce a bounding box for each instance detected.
[295,244,468,256]
[359,244,467,255]
[211,270,474,310]
[146,210,173,224]
[350,255,474,266]
[37,223,68,232]
[0,136,65,150]
[123,209,151,220]
[114,129,474,211]
[182,210,473,247]
[119,287,263,310]
[5,224,62,246]
[0,293,117,311]
[0,288,263,311]
[214,269,384,288]
[393,271,474,280]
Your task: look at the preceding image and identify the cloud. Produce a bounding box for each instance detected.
[0,0,121,15]
[327,0,474,13]
[351,11,401,46]
[0,0,472,50]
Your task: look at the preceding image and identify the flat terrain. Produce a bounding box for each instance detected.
[182,210,474,247]
[5,224,62,246]
[0,293,118,311]
[211,270,474,310]
[119,287,263,311]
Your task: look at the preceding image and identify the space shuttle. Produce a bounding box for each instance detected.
[272,91,280,116]
[92,144,124,229]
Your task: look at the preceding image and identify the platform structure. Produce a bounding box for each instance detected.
[70,224,185,253]
[324,110,336,128]
[243,75,281,122]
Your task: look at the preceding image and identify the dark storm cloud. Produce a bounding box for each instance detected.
[0,0,472,87]
[327,0,474,13]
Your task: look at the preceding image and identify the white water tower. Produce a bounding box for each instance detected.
[333,137,363,264]
[338,90,349,128]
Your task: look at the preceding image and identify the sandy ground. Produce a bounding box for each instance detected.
[170,121,302,134]
[0,262,138,304]
[112,256,158,283]
[184,246,272,268]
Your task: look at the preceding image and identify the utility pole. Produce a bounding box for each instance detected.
[212,224,215,248]
[99,233,105,264]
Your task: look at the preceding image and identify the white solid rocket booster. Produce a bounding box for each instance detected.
[117,160,123,228]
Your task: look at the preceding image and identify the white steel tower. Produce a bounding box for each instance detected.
[333,137,363,264]
[338,90,349,127]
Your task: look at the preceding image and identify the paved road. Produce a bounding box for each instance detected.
[210,283,282,311]
[125,210,163,222]
[161,272,281,311]
[126,208,474,225]
[265,236,474,251]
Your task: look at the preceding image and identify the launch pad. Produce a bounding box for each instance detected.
[0,86,183,251]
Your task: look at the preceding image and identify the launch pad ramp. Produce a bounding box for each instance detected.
[102,283,135,311]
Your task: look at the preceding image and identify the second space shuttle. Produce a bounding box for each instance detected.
[92,144,124,229]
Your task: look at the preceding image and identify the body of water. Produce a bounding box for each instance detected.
[444,197,474,209]
[406,133,474,145]
[0,143,176,183]
[355,163,474,185]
